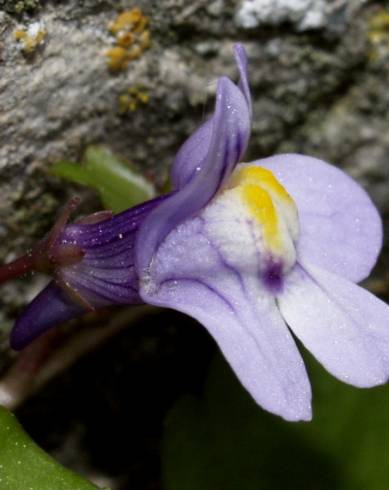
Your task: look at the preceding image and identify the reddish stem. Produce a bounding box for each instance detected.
[0,252,37,284]
[47,196,81,250]
[0,196,83,285]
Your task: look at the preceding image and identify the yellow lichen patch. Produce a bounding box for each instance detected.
[14,21,46,54]
[138,30,151,50]
[108,8,147,35]
[106,46,131,71]
[116,32,134,48]
[368,10,389,61]
[106,8,151,72]
[118,86,150,113]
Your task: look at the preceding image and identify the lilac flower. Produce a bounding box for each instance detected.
[2,44,389,421]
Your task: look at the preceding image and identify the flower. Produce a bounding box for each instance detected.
[2,44,389,422]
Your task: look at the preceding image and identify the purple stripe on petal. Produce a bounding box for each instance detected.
[10,281,84,351]
[10,194,167,349]
[279,261,389,387]
[55,194,168,308]
[138,215,312,421]
[60,266,141,305]
[136,76,251,274]
[63,194,168,248]
[159,278,311,421]
[256,154,383,283]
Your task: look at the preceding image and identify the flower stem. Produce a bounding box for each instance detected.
[0,252,37,284]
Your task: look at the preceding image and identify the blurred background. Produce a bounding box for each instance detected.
[1,0,389,489]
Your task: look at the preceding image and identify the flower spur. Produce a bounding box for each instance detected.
[2,43,389,421]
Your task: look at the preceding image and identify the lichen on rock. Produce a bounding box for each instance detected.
[105,7,151,72]
[235,0,368,32]
[14,20,46,53]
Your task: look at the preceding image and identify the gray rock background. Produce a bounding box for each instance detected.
[1,0,389,486]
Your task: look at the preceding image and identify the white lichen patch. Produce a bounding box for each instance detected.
[14,20,47,53]
[235,0,369,31]
[235,0,326,30]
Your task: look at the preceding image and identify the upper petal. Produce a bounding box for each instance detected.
[136,74,251,274]
[139,216,311,421]
[256,154,383,283]
[171,43,251,190]
[278,261,389,387]
[170,119,213,191]
[234,43,252,116]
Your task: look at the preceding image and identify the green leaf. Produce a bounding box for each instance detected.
[51,145,155,213]
[163,350,389,490]
[50,161,92,186]
[0,406,104,490]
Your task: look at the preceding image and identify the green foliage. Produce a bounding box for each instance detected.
[0,406,105,489]
[163,350,389,490]
[51,145,155,213]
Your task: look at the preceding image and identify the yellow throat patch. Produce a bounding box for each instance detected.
[226,166,298,254]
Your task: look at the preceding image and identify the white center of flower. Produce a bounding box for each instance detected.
[201,164,299,289]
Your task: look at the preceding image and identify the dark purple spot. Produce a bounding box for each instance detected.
[262,261,284,294]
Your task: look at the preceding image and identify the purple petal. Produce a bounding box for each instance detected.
[10,196,168,350]
[60,195,167,306]
[139,216,312,421]
[278,261,389,387]
[10,281,84,350]
[137,76,251,274]
[171,44,252,191]
[234,43,252,117]
[256,154,383,283]
[171,119,213,191]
